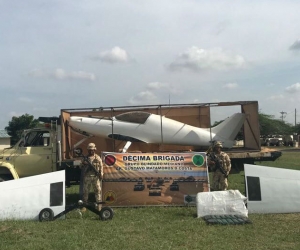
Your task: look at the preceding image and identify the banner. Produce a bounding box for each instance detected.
[102,152,209,206]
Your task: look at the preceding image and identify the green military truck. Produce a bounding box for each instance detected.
[0,119,81,183]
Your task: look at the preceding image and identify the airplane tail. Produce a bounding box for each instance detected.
[211,113,246,142]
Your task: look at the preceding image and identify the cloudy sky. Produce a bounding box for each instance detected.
[1,0,300,129]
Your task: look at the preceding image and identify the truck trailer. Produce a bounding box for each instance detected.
[0,101,282,183]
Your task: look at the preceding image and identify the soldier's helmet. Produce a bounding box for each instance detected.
[87,143,97,150]
[213,141,223,148]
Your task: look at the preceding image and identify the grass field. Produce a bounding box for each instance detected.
[1,149,300,250]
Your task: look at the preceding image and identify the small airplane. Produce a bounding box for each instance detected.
[68,111,246,148]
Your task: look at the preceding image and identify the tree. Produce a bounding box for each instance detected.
[5,114,39,145]
[294,123,300,135]
[259,112,294,136]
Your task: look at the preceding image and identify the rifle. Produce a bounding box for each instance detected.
[74,148,101,177]
[206,147,228,178]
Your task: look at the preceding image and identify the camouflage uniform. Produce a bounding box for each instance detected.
[81,153,104,207]
[208,142,231,191]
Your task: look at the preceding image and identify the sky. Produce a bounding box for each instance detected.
[1,0,300,129]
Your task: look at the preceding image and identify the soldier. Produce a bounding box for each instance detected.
[207,141,231,191]
[80,142,104,212]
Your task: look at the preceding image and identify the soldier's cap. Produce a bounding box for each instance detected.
[87,143,96,150]
[213,141,223,148]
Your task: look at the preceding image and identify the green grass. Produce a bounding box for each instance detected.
[1,151,300,250]
[256,149,300,170]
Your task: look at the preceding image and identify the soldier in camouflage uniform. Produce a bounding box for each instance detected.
[81,143,104,211]
[208,141,231,191]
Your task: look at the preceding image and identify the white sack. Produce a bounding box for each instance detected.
[196,190,248,218]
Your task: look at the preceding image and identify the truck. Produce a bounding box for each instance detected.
[282,134,299,147]
[0,119,81,183]
[260,134,298,147]
[0,101,283,183]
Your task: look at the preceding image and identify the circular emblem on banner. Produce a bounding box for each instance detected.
[104,154,116,166]
[192,154,205,167]
[104,190,116,204]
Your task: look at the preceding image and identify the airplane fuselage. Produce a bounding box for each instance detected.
[69,114,215,147]
[69,111,245,148]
